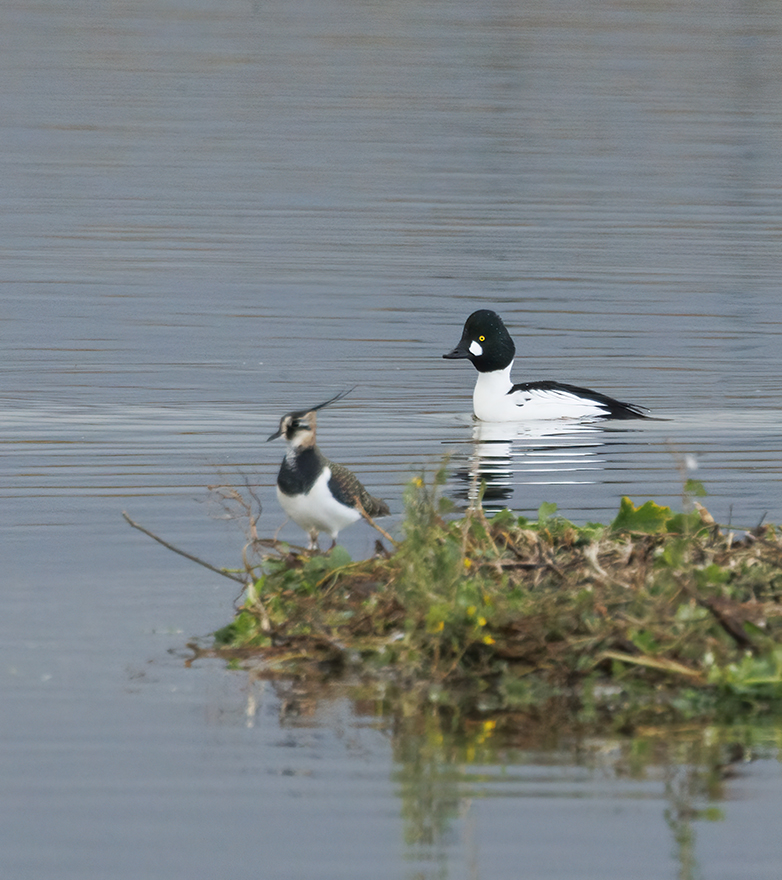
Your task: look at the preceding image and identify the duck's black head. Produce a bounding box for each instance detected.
[443,309,515,373]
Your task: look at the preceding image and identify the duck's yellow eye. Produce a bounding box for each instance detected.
[479,335,485,342]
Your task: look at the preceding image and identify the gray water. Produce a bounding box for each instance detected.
[2,1,782,877]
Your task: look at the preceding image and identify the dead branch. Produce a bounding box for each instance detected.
[122,511,247,585]
[355,499,399,548]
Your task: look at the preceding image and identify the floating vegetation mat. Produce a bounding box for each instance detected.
[181,472,782,732]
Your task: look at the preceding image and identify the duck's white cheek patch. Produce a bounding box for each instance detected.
[469,340,483,357]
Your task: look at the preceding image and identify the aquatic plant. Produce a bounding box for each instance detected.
[188,468,782,730]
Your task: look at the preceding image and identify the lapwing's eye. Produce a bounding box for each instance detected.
[478,335,485,342]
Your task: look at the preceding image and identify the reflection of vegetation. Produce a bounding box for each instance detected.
[665,762,702,880]
[397,718,779,880]
[199,468,782,730]
[261,671,780,880]
[391,712,498,851]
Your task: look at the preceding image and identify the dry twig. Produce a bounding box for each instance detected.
[122,511,246,585]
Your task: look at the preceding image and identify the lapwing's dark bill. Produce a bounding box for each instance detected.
[267,391,390,550]
[444,309,649,422]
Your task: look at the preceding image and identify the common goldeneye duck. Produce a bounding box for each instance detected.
[443,309,649,422]
[267,390,390,550]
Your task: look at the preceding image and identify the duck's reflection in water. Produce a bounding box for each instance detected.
[452,419,632,510]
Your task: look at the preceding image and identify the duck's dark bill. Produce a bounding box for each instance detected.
[443,345,470,359]
[266,427,283,441]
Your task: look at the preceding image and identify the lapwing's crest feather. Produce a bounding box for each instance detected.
[286,387,357,422]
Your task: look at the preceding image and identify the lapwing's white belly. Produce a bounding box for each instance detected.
[277,467,360,539]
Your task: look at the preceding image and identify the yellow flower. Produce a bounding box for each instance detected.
[412,477,424,488]
[482,635,495,645]
[477,616,487,627]
[466,605,477,617]
[463,557,473,569]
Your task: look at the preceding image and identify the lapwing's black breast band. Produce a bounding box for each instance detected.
[277,448,324,496]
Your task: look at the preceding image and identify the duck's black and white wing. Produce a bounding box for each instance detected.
[509,381,649,420]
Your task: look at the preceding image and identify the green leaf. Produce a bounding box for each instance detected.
[709,647,782,698]
[576,522,606,544]
[213,610,260,647]
[684,478,707,498]
[694,563,730,589]
[611,497,672,534]
[326,545,353,570]
[490,508,517,529]
[666,511,707,535]
[537,502,558,524]
[675,602,709,623]
[656,537,687,568]
[425,603,451,634]
[630,629,661,654]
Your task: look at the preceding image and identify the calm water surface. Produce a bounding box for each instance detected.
[1,0,782,877]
